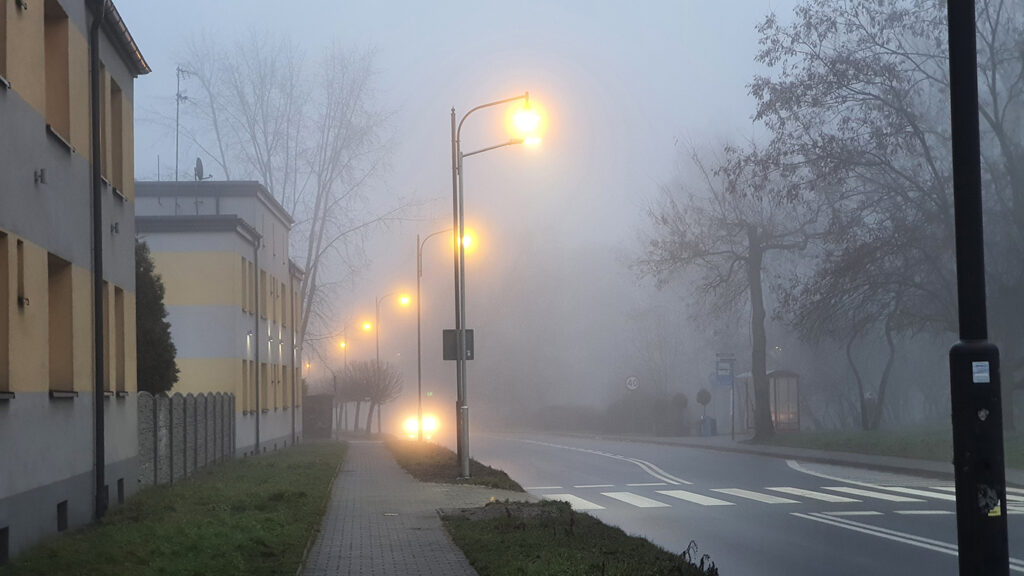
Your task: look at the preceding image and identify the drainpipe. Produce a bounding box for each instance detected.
[88,0,108,522]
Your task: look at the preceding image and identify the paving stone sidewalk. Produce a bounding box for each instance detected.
[302,440,535,576]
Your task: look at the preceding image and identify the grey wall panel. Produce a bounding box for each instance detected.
[137,392,154,486]
[155,394,170,485]
[170,395,184,483]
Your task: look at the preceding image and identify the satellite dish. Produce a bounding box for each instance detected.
[194,157,204,181]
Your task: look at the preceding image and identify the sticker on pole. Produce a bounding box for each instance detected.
[972,361,991,383]
[625,376,639,391]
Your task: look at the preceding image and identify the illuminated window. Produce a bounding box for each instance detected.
[47,253,73,391]
[44,0,70,139]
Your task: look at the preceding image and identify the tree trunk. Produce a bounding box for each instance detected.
[869,320,897,430]
[364,402,376,435]
[846,333,870,431]
[353,401,362,434]
[747,229,774,441]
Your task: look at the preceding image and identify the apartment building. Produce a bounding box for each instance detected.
[136,181,304,456]
[0,0,149,560]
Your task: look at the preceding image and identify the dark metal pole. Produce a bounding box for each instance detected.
[450,109,464,467]
[88,0,108,522]
[946,1,1009,573]
[254,239,261,454]
[417,235,423,441]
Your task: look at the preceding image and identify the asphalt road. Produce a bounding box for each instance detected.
[470,433,1024,576]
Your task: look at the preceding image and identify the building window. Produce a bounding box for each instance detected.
[102,281,110,391]
[0,0,8,81]
[240,258,247,312]
[110,79,124,190]
[259,270,266,318]
[44,0,70,139]
[56,500,68,532]
[115,286,125,393]
[99,64,107,178]
[250,361,256,412]
[260,363,268,411]
[279,282,286,326]
[16,239,24,308]
[241,359,248,413]
[0,232,8,393]
[47,253,73,391]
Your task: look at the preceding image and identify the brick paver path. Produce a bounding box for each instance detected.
[302,440,532,576]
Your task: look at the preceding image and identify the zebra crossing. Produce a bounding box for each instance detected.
[528,482,1024,513]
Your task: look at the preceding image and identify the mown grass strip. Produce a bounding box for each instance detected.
[443,500,718,576]
[387,439,524,492]
[1,442,345,576]
[762,428,1023,470]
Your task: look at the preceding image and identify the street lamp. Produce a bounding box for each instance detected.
[417,228,453,441]
[450,92,540,477]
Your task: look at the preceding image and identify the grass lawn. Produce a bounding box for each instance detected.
[386,439,524,492]
[763,427,1024,470]
[0,442,345,576]
[443,500,718,576]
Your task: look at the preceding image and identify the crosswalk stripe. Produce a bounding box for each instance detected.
[657,489,734,506]
[601,492,671,508]
[766,487,860,502]
[823,511,883,516]
[822,486,923,502]
[930,486,956,493]
[1006,487,1024,496]
[934,485,1024,502]
[574,484,614,488]
[873,486,957,501]
[525,486,562,490]
[712,488,799,504]
[894,510,954,515]
[627,482,668,487]
[543,494,605,510]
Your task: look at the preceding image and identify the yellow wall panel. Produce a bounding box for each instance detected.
[151,252,239,307]
[125,292,137,393]
[11,241,48,393]
[68,28,89,155]
[174,357,240,400]
[71,266,93,392]
[7,0,45,117]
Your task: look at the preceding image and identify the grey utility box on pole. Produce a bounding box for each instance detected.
[443,329,474,361]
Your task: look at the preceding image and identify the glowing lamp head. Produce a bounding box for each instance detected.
[399,295,411,306]
[339,341,346,349]
[513,107,540,134]
[362,322,372,332]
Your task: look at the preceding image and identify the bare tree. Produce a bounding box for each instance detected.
[637,146,822,440]
[337,360,402,435]
[176,32,413,364]
[752,0,1024,427]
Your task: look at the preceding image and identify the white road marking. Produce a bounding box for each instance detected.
[872,486,957,501]
[543,494,605,510]
[822,511,883,517]
[657,489,734,506]
[894,510,954,515]
[525,486,563,490]
[932,485,1023,502]
[601,491,671,508]
[574,484,615,488]
[930,486,956,492]
[1007,487,1024,496]
[821,486,924,502]
[766,486,860,502]
[516,439,691,485]
[712,488,799,504]
[627,482,668,487]
[794,512,1024,572]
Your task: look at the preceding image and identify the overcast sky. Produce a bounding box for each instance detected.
[118,0,800,430]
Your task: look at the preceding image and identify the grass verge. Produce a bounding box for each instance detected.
[762,427,1023,470]
[0,442,345,576]
[386,439,524,492]
[443,500,718,576]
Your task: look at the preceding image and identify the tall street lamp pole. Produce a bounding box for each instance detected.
[417,229,452,441]
[451,92,531,478]
[946,2,1008,573]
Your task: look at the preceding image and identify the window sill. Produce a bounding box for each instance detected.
[112,186,126,202]
[116,391,129,398]
[261,409,269,414]
[0,74,10,90]
[49,390,79,400]
[46,125,75,153]
[0,391,14,401]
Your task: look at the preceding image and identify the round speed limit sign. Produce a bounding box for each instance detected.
[625,376,639,391]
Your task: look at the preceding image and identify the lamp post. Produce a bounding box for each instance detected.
[451,92,538,477]
[417,229,452,441]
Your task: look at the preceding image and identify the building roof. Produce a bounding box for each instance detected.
[96,1,150,76]
[136,180,295,227]
[136,214,260,244]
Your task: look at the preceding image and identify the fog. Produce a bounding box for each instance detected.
[119,0,1022,443]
